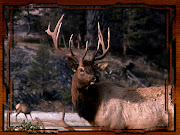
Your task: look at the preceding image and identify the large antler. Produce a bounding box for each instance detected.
[92,22,110,61]
[46,14,88,61]
[35,101,74,131]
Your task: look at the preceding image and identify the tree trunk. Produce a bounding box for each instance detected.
[26,10,31,35]
[62,32,67,49]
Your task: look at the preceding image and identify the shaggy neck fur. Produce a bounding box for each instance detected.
[71,73,101,123]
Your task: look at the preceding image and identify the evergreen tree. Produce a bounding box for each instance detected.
[120,8,165,55]
[28,42,52,97]
[61,87,72,106]
[13,6,42,35]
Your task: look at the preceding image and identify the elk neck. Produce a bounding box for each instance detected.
[71,73,101,123]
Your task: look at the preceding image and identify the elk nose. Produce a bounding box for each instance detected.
[90,77,97,85]
[91,77,96,82]
[93,77,96,82]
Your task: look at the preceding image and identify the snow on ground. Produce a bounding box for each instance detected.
[4,111,91,131]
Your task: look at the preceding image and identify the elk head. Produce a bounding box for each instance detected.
[46,14,110,89]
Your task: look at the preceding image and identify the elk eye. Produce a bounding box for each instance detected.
[79,67,84,73]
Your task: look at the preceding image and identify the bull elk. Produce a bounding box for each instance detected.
[45,14,174,130]
[15,103,33,122]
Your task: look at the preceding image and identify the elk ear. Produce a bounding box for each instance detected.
[96,61,108,71]
[68,58,78,72]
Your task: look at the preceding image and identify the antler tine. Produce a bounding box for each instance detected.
[98,22,105,51]
[45,14,64,45]
[35,117,45,132]
[68,34,80,60]
[82,41,88,60]
[46,14,79,61]
[107,27,110,50]
[68,34,88,61]
[69,34,75,56]
[46,23,53,37]
[92,40,100,61]
[92,23,110,61]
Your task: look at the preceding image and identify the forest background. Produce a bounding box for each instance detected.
[3,5,171,112]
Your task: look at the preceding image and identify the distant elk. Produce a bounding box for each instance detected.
[45,14,174,131]
[15,103,33,122]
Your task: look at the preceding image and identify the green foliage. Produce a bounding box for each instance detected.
[27,41,52,97]
[20,120,40,130]
[6,120,40,131]
[61,87,72,105]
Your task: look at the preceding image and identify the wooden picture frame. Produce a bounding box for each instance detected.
[0,0,178,135]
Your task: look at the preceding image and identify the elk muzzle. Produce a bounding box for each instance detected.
[90,76,97,85]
